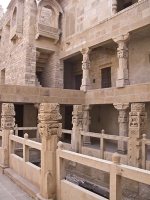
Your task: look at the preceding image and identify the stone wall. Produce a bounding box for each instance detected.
[0,0,36,86]
[39,51,63,88]
[59,0,111,39]
[0,0,62,88]
[129,35,150,85]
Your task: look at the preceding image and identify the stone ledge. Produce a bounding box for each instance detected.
[4,168,39,198]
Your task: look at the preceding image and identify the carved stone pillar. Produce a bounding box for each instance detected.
[1,103,15,167]
[128,103,147,168]
[83,105,92,146]
[71,105,84,153]
[112,0,117,15]
[37,103,62,200]
[113,33,130,88]
[80,48,92,92]
[114,103,129,154]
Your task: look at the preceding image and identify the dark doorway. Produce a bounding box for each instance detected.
[101,67,111,88]
[15,104,24,137]
[75,74,82,90]
[65,106,73,130]
[64,106,73,141]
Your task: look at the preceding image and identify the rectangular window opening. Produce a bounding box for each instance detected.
[101,67,111,88]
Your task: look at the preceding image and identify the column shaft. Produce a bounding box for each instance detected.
[113,33,130,88]
[114,103,129,154]
[38,103,62,199]
[80,48,91,92]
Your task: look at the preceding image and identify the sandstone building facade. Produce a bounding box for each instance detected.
[0,0,149,136]
[0,0,150,199]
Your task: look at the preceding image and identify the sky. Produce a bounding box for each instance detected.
[0,0,11,11]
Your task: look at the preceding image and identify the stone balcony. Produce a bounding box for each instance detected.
[35,23,60,44]
[10,25,22,41]
[59,0,150,59]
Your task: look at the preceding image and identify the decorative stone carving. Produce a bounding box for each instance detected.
[71,105,84,152]
[114,103,129,154]
[80,48,92,92]
[1,103,15,167]
[1,103,15,129]
[113,33,130,88]
[128,103,147,168]
[35,23,61,44]
[38,123,62,139]
[38,103,62,138]
[82,105,92,146]
[112,0,117,15]
[38,103,62,199]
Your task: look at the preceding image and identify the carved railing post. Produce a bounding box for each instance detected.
[113,33,130,88]
[37,103,62,200]
[114,103,129,154]
[83,105,92,146]
[80,48,92,92]
[128,103,147,168]
[71,105,84,153]
[1,103,15,167]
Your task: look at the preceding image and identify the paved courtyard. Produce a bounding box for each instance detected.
[0,173,33,200]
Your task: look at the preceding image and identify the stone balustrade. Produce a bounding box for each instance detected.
[0,102,150,199]
[57,141,150,200]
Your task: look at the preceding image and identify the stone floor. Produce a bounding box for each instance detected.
[0,173,33,200]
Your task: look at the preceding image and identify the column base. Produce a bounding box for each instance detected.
[117,149,127,155]
[80,85,91,92]
[116,79,129,88]
[36,193,53,200]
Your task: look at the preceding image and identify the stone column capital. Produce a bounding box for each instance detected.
[38,103,62,139]
[82,104,92,111]
[1,103,15,129]
[72,105,84,126]
[113,103,129,111]
[113,33,130,45]
[80,47,92,56]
